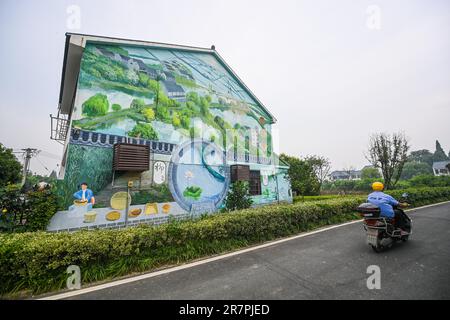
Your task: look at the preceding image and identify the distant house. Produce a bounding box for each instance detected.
[329,170,362,181]
[162,80,185,101]
[134,59,158,79]
[432,161,450,176]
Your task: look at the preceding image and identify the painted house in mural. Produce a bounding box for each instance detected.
[49,33,292,232]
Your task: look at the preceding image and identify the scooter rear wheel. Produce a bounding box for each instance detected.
[371,245,382,253]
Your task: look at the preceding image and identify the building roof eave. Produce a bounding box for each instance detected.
[58,33,277,123]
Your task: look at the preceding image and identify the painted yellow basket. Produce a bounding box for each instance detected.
[73,199,88,206]
[144,203,158,215]
[110,192,131,210]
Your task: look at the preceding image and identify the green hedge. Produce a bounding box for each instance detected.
[1,187,449,297]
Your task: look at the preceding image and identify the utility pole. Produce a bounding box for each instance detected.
[21,148,38,186]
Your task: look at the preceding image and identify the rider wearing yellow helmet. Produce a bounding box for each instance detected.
[367,181,408,229]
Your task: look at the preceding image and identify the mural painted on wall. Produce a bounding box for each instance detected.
[72,43,273,156]
[48,42,291,232]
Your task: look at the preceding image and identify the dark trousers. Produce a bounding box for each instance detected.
[394,209,407,229]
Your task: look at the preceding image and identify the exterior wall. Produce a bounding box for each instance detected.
[50,42,292,232]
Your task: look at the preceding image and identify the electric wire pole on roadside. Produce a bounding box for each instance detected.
[20,148,39,186]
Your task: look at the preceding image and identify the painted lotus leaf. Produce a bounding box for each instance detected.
[183,185,203,200]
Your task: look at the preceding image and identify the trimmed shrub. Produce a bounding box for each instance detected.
[0,185,58,233]
[223,181,253,211]
[0,187,449,296]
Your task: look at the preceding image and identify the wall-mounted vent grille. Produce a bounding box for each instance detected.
[230,165,250,182]
[113,143,150,171]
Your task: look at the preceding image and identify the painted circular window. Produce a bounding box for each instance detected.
[168,139,230,213]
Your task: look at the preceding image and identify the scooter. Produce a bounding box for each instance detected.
[356,193,412,253]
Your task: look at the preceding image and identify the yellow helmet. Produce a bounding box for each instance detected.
[372,182,384,191]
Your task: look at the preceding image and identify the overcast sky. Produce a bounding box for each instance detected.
[0,0,449,175]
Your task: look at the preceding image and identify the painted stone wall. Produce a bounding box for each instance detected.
[50,42,292,232]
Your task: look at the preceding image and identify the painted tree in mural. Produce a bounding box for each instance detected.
[128,123,158,140]
[130,98,146,110]
[82,93,109,117]
[112,103,122,112]
[142,108,155,121]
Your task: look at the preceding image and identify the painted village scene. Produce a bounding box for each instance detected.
[48,41,292,232]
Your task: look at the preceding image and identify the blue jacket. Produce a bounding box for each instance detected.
[367,191,399,218]
[73,189,94,203]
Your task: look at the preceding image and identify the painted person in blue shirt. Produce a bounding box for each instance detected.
[73,182,95,205]
[367,181,407,228]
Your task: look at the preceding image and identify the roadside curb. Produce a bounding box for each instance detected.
[405,200,450,212]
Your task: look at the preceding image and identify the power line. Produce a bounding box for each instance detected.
[35,156,50,173]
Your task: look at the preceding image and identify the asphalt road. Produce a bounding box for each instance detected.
[65,202,450,300]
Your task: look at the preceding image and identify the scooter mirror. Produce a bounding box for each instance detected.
[402,193,409,198]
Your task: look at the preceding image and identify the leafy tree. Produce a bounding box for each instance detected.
[130,98,146,110]
[400,161,433,180]
[127,123,158,140]
[172,112,181,127]
[138,72,150,87]
[305,155,331,190]
[125,69,139,85]
[361,167,381,179]
[142,108,155,122]
[433,140,449,162]
[156,104,170,121]
[408,149,434,166]
[168,98,181,109]
[0,143,22,187]
[186,101,196,113]
[0,184,58,232]
[180,114,190,130]
[366,132,409,189]
[147,79,159,92]
[199,97,210,116]
[223,181,253,211]
[186,91,200,105]
[280,154,320,196]
[112,103,122,112]
[82,93,109,117]
[157,90,169,107]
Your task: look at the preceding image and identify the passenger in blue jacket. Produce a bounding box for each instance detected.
[73,182,95,205]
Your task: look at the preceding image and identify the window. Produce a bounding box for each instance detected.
[249,170,261,196]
